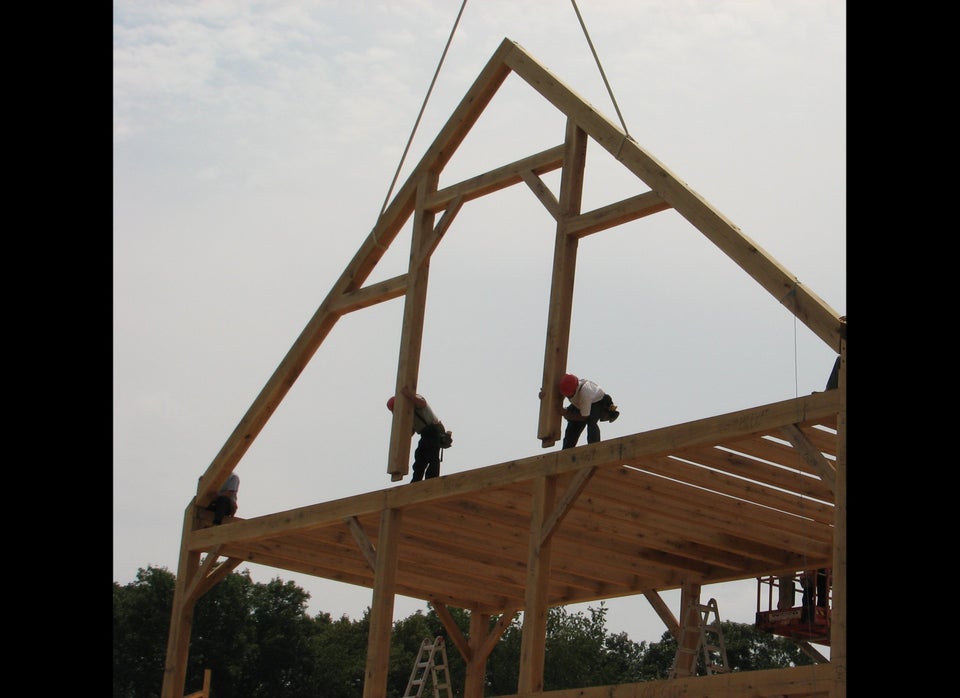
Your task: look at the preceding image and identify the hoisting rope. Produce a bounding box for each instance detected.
[570,0,631,142]
[376,0,468,222]
[374,0,630,239]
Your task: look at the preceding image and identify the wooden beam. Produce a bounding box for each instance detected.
[634,456,835,523]
[388,174,439,479]
[502,40,843,352]
[362,507,401,698]
[538,118,587,447]
[796,640,829,664]
[830,338,846,698]
[539,466,594,546]
[161,503,204,698]
[186,551,242,602]
[326,275,407,315]
[183,546,223,605]
[184,668,211,698]
[492,663,831,698]
[423,144,565,213]
[463,611,488,698]
[779,423,837,494]
[187,392,841,549]
[566,190,670,239]
[643,590,680,640]
[520,169,560,219]
[344,516,377,570]
[671,582,703,678]
[431,602,470,660]
[411,195,464,272]
[518,476,557,694]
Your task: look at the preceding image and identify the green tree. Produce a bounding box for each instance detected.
[484,603,647,694]
[310,611,369,698]
[113,566,177,698]
[639,622,815,678]
[720,621,814,672]
[189,569,258,697]
[115,567,819,697]
[244,577,318,696]
[114,567,325,698]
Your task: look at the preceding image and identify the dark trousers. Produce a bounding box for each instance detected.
[562,395,614,449]
[800,575,816,621]
[826,357,840,390]
[411,426,442,482]
[816,569,829,608]
[207,495,237,525]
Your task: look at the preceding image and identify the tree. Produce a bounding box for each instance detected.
[309,611,370,698]
[639,622,815,678]
[114,567,325,698]
[485,603,648,693]
[113,566,177,698]
[115,567,819,697]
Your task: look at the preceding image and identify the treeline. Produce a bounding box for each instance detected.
[113,566,813,698]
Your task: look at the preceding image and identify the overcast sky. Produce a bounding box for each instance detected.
[113,0,845,652]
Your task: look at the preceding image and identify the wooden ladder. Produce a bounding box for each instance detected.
[670,597,730,678]
[697,598,730,675]
[403,636,452,698]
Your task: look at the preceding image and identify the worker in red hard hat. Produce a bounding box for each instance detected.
[552,373,619,449]
[387,386,450,482]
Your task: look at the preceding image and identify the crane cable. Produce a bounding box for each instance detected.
[377,0,468,222]
[376,0,630,229]
[570,0,630,141]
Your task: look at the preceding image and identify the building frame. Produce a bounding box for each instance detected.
[161,38,846,698]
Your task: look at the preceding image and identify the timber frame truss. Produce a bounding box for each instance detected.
[161,38,846,698]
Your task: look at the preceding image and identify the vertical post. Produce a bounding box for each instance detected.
[538,118,587,447]
[830,330,846,698]
[362,507,402,698]
[388,174,439,480]
[463,611,489,698]
[161,502,203,698]
[671,582,703,678]
[517,475,556,694]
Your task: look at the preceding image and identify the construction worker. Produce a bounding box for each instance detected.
[387,386,449,482]
[799,570,817,622]
[777,574,796,610]
[544,373,619,449]
[206,472,239,525]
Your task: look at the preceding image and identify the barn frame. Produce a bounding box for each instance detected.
[161,38,846,698]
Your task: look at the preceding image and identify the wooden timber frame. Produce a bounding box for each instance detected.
[161,38,846,698]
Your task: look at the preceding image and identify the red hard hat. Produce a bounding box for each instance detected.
[386,396,396,411]
[559,373,579,397]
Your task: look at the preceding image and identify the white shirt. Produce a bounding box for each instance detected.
[569,379,604,416]
[219,473,240,504]
[412,397,440,433]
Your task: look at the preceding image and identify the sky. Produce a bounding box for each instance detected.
[113,0,846,654]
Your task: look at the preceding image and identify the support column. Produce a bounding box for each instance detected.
[517,475,557,694]
[362,507,402,698]
[388,172,439,480]
[671,582,703,678]
[538,119,587,447]
[463,610,490,698]
[161,502,203,698]
[830,326,846,698]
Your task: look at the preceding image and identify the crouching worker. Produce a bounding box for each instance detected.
[387,386,451,482]
[553,373,619,449]
[206,472,239,525]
